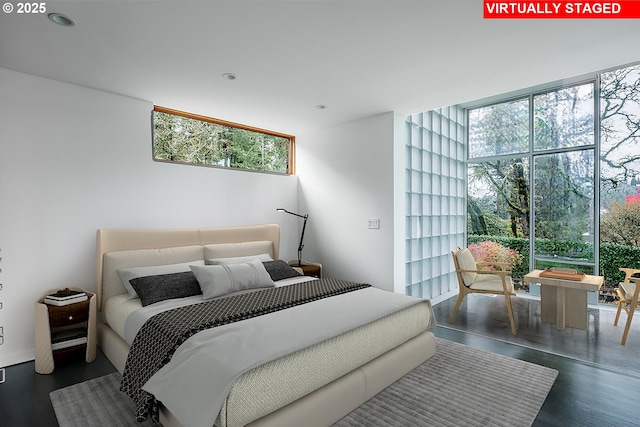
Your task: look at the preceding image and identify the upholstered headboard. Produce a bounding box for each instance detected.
[95,224,280,310]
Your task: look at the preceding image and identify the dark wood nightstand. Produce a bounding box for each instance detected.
[288,260,323,278]
[34,288,97,374]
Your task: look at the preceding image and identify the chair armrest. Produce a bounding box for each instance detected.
[476,270,510,277]
[476,261,513,272]
[620,267,640,283]
[630,277,640,302]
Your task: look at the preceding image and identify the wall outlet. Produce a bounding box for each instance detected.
[367,218,380,229]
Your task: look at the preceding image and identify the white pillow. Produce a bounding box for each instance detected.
[205,253,273,265]
[117,260,205,299]
[191,258,275,300]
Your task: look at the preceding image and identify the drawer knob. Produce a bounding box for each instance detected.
[68,315,73,320]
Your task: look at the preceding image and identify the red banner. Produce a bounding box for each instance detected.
[484,1,640,18]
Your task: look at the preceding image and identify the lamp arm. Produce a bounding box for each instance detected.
[276,208,309,267]
[278,208,307,219]
[297,215,308,266]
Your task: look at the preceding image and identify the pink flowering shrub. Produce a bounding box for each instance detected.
[468,240,523,270]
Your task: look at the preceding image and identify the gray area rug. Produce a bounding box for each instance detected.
[50,372,157,427]
[333,338,557,427]
[51,338,557,427]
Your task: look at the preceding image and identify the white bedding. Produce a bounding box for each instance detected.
[142,286,429,427]
[103,276,316,344]
[104,274,433,427]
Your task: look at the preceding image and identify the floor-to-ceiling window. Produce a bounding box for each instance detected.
[465,63,640,303]
[598,64,640,302]
[406,63,640,302]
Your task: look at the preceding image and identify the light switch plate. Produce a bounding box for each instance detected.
[367,218,380,229]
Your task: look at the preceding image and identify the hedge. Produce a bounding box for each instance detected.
[467,235,640,286]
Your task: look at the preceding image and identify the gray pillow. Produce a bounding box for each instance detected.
[129,271,202,307]
[262,260,302,281]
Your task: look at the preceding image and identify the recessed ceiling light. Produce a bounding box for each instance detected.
[48,13,75,27]
[222,73,237,80]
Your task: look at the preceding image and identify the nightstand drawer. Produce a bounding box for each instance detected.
[48,300,90,327]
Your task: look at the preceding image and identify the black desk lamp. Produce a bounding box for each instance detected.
[277,208,308,267]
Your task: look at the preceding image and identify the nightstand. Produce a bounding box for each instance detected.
[288,260,323,278]
[34,288,97,374]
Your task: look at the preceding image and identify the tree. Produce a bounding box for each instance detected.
[600,65,640,193]
[532,151,593,242]
[600,201,640,246]
[468,158,530,237]
[468,99,531,238]
[468,82,601,245]
[152,111,291,173]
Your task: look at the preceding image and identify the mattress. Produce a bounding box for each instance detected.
[218,301,432,427]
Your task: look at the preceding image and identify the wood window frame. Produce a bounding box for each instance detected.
[153,105,296,174]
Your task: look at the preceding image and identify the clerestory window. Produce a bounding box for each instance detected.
[152,106,295,174]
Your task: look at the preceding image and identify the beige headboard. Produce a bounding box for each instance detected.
[96,224,280,310]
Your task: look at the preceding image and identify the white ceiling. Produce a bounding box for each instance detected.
[1,1,639,135]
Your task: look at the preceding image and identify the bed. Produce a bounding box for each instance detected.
[95,223,437,427]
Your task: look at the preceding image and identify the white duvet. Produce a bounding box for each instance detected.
[109,276,317,344]
[139,286,428,427]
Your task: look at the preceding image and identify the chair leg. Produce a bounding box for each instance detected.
[503,293,516,335]
[621,301,637,345]
[449,292,466,324]
[614,301,624,326]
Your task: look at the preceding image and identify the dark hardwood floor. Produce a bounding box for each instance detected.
[0,351,116,427]
[433,293,640,427]
[434,292,640,375]
[435,327,640,427]
[2,294,640,427]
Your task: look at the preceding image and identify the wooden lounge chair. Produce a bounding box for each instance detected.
[450,247,517,335]
[614,267,640,345]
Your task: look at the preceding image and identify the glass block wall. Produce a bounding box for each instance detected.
[405,107,466,298]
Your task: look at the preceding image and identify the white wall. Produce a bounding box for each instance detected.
[295,112,398,292]
[0,68,299,366]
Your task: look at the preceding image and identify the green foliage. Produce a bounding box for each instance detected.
[469,235,640,287]
[467,211,511,236]
[464,65,640,292]
[468,158,530,238]
[467,65,640,247]
[534,237,593,259]
[152,111,291,174]
[600,242,640,286]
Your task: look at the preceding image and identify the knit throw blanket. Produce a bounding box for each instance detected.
[120,278,371,423]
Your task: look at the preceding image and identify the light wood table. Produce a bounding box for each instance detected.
[523,270,603,330]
